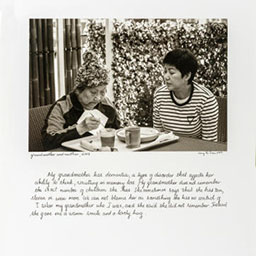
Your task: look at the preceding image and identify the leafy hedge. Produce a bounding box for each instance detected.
[81,19,106,62]
[82,19,227,127]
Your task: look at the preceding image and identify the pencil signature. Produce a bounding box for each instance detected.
[198,151,223,156]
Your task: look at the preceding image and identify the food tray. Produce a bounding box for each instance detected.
[61,131,179,152]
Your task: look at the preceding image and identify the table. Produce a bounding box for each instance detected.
[50,136,227,152]
[145,136,227,151]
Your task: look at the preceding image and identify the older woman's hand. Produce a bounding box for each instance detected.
[76,116,100,135]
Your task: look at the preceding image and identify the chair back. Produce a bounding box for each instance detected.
[216,96,227,142]
[29,104,52,151]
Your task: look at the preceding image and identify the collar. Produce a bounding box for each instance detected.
[170,83,194,106]
[70,92,84,111]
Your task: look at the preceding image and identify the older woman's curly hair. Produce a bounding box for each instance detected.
[74,51,109,94]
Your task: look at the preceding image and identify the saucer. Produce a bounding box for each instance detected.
[116,127,159,143]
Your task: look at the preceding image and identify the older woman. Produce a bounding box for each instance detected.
[153,48,219,141]
[42,51,120,150]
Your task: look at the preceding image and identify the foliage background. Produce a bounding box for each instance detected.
[82,19,227,127]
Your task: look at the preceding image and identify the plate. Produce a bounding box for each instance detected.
[116,127,160,143]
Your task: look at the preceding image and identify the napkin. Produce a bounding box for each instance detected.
[155,132,176,143]
[77,109,108,135]
[131,131,179,152]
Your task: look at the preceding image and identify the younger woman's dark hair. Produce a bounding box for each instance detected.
[163,49,198,84]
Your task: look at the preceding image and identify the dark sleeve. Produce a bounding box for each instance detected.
[110,111,121,129]
[41,103,90,150]
[98,98,121,129]
[102,106,121,129]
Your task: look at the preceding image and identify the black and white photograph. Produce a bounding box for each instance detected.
[1,0,256,256]
[29,18,227,152]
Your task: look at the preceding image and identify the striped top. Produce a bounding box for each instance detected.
[153,82,219,141]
